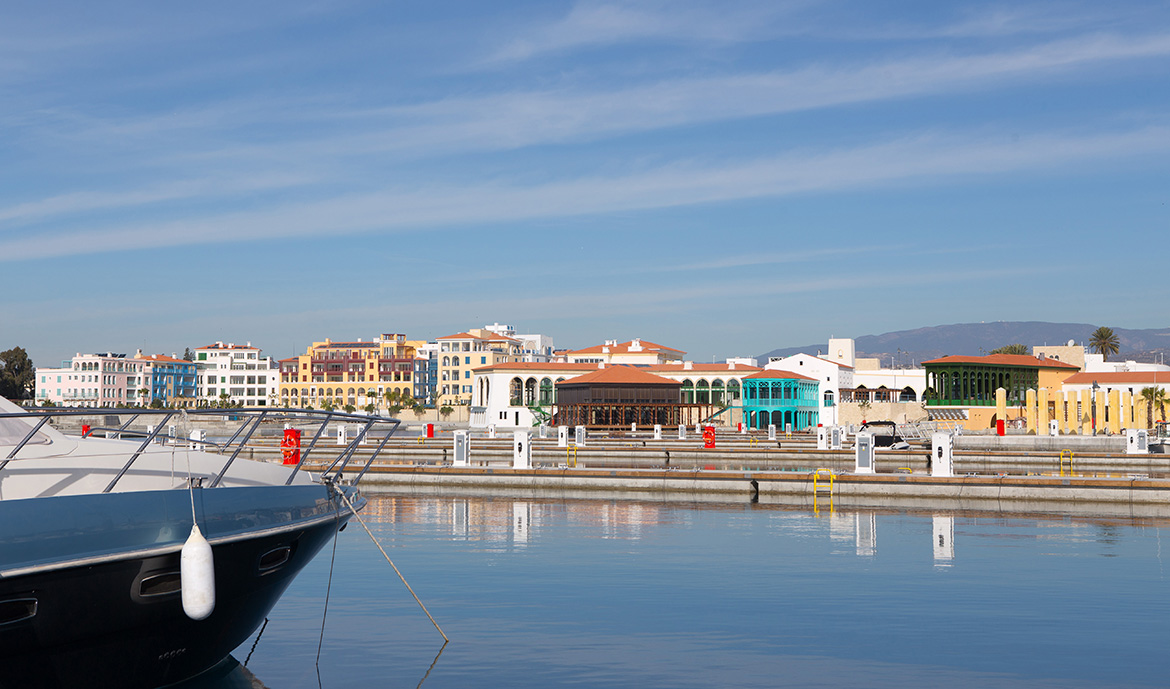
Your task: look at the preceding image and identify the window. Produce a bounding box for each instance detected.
[481,356,486,364]
[464,356,470,365]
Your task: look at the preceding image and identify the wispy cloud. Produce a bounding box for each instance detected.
[3,122,1166,262]
[0,172,313,228]
[485,0,805,63]
[171,29,1170,164]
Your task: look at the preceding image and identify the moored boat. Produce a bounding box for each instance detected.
[0,397,399,689]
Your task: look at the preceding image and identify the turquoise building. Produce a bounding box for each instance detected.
[741,370,820,430]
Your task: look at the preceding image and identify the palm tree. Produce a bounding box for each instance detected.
[1140,387,1168,426]
[1089,326,1120,362]
[990,344,1028,355]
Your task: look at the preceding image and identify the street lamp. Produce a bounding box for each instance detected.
[1091,381,1099,436]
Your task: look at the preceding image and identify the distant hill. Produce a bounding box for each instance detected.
[758,322,1170,367]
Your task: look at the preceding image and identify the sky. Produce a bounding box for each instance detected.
[2,0,1169,367]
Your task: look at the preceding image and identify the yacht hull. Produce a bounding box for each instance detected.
[0,485,355,689]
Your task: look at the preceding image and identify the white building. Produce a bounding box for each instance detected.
[468,360,760,429]
[765,353,854,426]
[193,342,280,407]
[483,323,556,362]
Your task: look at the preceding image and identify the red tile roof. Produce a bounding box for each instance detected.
[564,339,684,356]
[1062,371,1170,386]
[475,362,600,373]
[141,354,190,364]
[555,365,681,386]
[648,363,762,373]
[921,354,1079,369]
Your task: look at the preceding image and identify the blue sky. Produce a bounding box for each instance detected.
[3,0,1169,367]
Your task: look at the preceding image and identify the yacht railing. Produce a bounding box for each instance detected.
[0,406,402,493]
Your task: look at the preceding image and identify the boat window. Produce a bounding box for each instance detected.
[258,544,294,573]
[0,598,37,626]
[139,572,182,597]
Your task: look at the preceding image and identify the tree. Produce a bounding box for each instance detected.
[1139,387,1168,425]
[1089,326,1120,362]
[439,405,453,419]
[0,347,35,401]
[182,347,194,362]
[989,344,1029,356]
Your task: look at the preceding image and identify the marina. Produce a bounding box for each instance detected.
[217,491,1169,689]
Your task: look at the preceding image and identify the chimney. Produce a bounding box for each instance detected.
[598,362,606,369]
[684,361,693,370]
[729,362,736,370]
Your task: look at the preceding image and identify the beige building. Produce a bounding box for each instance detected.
[436,329,522,406]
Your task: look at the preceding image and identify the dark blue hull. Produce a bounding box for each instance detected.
[0,485,357,689]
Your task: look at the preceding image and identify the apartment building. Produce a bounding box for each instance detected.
[193,342,280,407]
[280,334,415,409]
[436,329,522,406]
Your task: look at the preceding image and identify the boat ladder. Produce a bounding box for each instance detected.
[812,469,835,496]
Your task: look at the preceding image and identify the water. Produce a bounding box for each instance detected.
[203,493,1166,689]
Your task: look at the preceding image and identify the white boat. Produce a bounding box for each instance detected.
[0,397,399,689]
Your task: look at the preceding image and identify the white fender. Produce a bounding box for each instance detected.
[180,524,215,620]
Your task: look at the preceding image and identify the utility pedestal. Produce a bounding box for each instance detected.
[453,431,469,466]
[513,431,531,469]
[854,432,875,474]
[930,433,954,477]
[1127,429,1149,454]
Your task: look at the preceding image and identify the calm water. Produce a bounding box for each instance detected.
[197,492,1166,689]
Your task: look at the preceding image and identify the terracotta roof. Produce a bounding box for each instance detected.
[475,362,600,373]
[555,365,681,387]
[742,370,818,381]
[921,354,1079,370]
[1062,372,1170,386]
[141,354,190,364]
[564,339,684,356]
[648,363,762,373]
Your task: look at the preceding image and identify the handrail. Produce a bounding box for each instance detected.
[104,412,175,493]
[0,405,402,491]
[210,410,268,488]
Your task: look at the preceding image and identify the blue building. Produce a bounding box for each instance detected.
[140,353,198,406]
[413,352,438,405]
[741,370,820,431]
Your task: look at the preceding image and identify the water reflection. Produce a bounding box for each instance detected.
[232,492,1170,689]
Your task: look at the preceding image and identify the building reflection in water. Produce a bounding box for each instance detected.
[933,515,955,567]
[359,495,976,564]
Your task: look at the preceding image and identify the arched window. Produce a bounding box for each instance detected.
[696,379,710,404]
[510,377,523,406]
[539,378,553,405]
[727,379,741,401]
[711,379,725,404]
[524,378,537,406]
[823,390,834,406]
[681,379,695,404]
[900,386,916,403]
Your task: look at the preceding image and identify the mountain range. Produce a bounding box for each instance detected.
[757,322,1170,367]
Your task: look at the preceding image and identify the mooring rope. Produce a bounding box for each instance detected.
[336,488,448,642]
[315,513,340,681]
[244,617,268,666]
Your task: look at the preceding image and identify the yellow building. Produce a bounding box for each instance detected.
[436,329,522,406]
[279,333,415,410]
